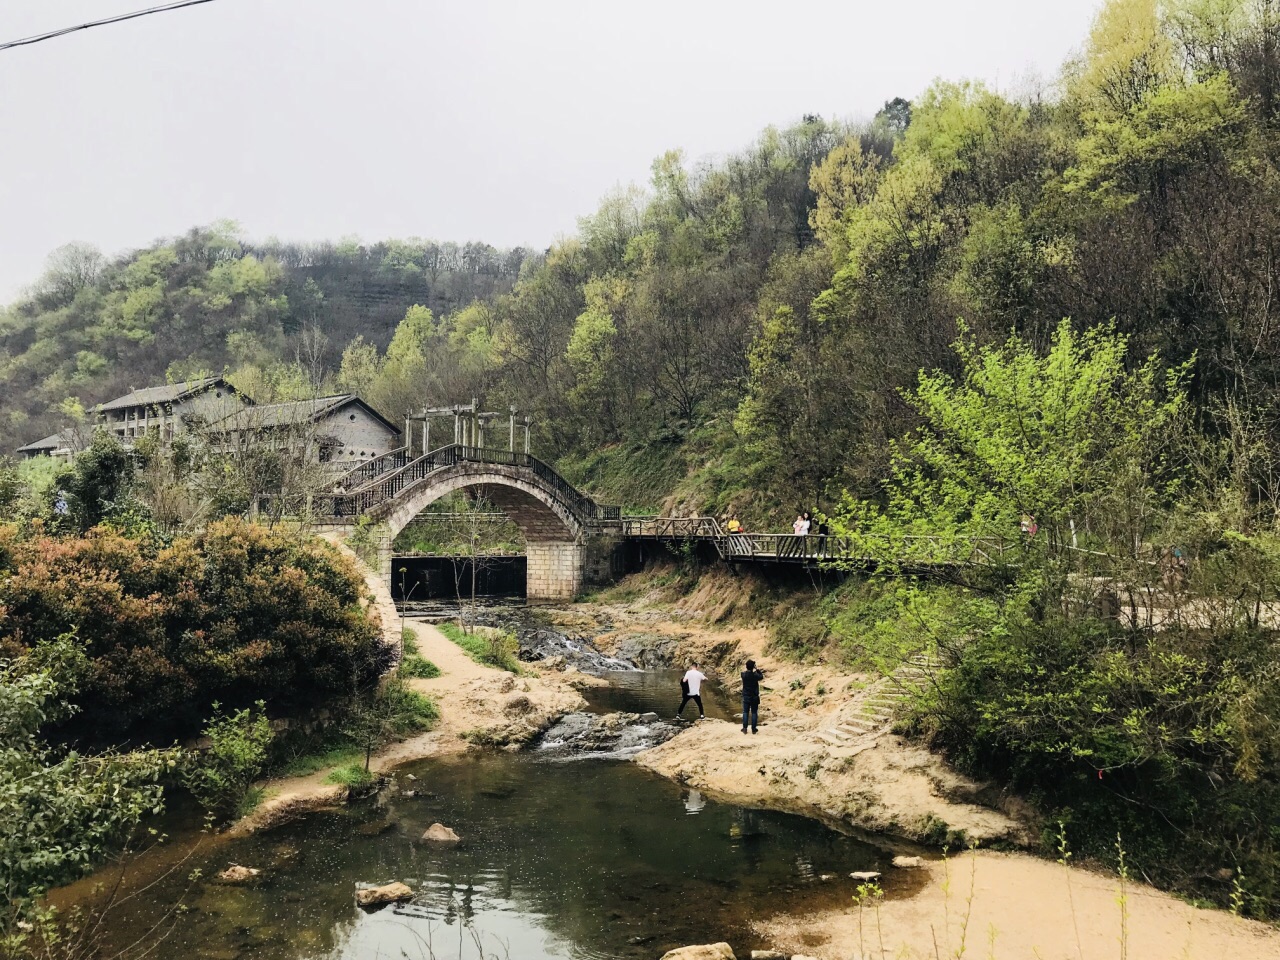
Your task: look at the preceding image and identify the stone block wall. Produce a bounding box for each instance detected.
[582,534,628,585]
[526,542,584,600]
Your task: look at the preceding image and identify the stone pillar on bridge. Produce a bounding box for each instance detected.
[525,542,585,601]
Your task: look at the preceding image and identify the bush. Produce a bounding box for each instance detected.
[0,518,386,744]
[182,702,273,821]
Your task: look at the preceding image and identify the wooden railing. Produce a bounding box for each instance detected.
[621,516,725,539]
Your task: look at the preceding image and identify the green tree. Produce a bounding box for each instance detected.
[0,637,179,937]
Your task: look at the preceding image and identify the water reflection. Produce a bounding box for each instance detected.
[76,753,893,960]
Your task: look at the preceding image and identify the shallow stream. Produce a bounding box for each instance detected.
[71,750,892,960]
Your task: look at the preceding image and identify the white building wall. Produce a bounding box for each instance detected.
[320,403,400,461]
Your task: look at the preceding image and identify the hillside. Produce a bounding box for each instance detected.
[10,3,1280,530]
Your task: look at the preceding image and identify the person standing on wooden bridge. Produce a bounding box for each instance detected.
[741,659,765,734]
[677,663,707,720]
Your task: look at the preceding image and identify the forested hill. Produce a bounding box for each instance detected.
[8,0,1280,525]
[0,231,530,449]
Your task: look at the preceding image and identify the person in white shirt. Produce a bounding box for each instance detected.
[678,663,707,720]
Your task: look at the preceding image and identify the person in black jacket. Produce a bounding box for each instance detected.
[740,659,765,734]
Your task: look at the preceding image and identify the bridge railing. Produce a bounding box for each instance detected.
[304,444,621,524]
[334,446,411,491]
[622,516,725,539]
[611,518,1022,567]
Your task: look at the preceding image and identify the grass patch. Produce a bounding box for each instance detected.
[399,626,442,678]
[236,786,269,818]
[326,763,376,788]
[439,622,522,673]
[380,682,440,734]
[276,742,364,779]
[400,655,441,679]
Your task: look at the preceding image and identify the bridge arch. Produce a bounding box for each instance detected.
[370,461,590,600]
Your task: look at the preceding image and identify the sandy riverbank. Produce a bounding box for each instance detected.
[231,616,596,834]
[563,592,1280,960]
[755,849,1280,960]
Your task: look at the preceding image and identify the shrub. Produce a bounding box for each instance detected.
[182,702,273,821]
[0,518,386,744]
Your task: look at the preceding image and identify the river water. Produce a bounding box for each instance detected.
[73,750,892,960]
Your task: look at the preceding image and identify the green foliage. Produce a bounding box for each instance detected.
[0,636,180,932]
[399,627,442,678]
[58,430,138,533]
[399,654,441,680]
[439,622,522,673]
[181,701,273,821]
[276,740,364,779]
[325,762,375,788]
[0,228,527,456]
[836,321,1280,914]
[0,518,385,744]
[342,677,439,771]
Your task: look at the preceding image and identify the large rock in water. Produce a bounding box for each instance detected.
[537,711,682,758]
[517,628,635,673]
[659,945,736,960]
[614,633,684,669]
[422,823,460,842]
[354,882,413,908]
[215,864,260,884]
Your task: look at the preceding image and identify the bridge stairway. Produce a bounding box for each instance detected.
[813,654,939,748]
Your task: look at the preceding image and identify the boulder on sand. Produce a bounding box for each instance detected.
[354,881,413,908]
[750,951,788,960]
[215,864,260,884]
[659,945,736,960]
[892,854,925,868]
[422,822,461,842]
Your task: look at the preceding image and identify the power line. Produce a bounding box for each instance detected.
[0,0,222,53]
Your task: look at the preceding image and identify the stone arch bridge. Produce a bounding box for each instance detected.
[299,444,988,600]
[312,444,624,600]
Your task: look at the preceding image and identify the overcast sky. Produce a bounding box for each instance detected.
[0,0,1101,302]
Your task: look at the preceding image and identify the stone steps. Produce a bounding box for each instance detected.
[812,654,941,748]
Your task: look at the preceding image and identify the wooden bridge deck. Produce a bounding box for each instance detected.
[620,516,1012,568]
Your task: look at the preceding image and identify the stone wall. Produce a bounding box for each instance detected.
[526,542,584,600]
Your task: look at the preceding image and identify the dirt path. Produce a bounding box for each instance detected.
[232,618,593,834]
[756,849,1280,960]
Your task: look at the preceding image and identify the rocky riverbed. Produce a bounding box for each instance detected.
[535,710,683,759]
